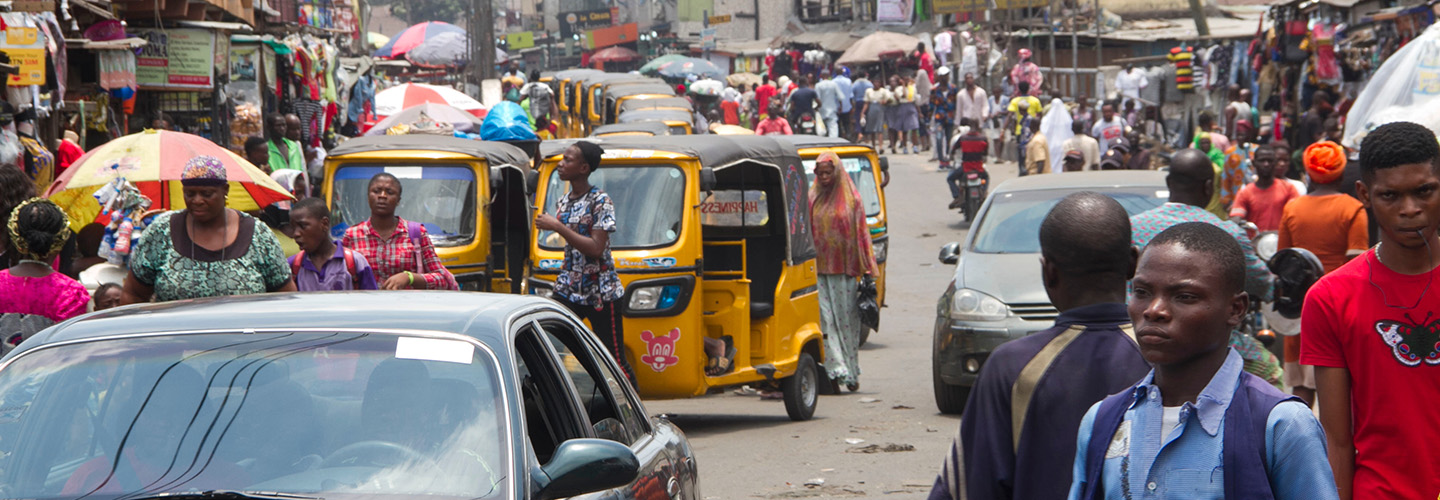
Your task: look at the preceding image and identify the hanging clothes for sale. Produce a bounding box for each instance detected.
[1210,43,1234,88]
[1312,23,1342,86]
[1169,46,1196,92]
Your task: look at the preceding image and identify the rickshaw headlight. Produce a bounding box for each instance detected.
[951,288,1008,321]
[529,283,554,298]
[872,240,888,263]
[630,284,683,310]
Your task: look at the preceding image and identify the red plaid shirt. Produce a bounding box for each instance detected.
[342,217,458,290]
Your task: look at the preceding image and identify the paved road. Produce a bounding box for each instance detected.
[646,149,1023,500]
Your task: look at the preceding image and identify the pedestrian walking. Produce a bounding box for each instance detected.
[533,141,635,381]
[1040,98,1075,173]
[1229,145,1300,232]
[815,70,844,138]
[955,73,990,138]
[1069,222,1336,500]
[930,74,957,168]
[288,198,378,291]
[900,76,923,154]
[1060,122,1099,171]
[809,151,878,393]
[341,172,459,291]
[1005,82,1042,172]
[1302,122,1440,500]
[851,71,874,140]
[1220,121,1260,210]
[1113,64,1148,109]
[122,156,297,303]
[860,82,888,149]
[756,76,778,119]
[1129,149,1284,388]
[930,192,1149,500]
[1273,141,1365,407]
[0,164,45,271]
[266,115,304,173]
[1,198,89,327]
[522,70,557,126]
[834,68,855,140]
[1089,104,1127,154]
[1024,120,1049,175]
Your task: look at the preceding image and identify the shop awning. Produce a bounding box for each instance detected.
[781,31,860,52]
[711,38,775,57]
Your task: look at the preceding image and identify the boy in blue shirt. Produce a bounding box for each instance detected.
[1067,222,1336,500]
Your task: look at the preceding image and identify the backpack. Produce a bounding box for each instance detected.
[292,247,361,290]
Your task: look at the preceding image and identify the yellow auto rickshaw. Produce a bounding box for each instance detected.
[600,82,677,125]
[584,76,669,132]
[551,69,605,138]
[324,135,534,293]
[576,74,659,135]
[616,109,694,135]
[777,134,889,318]
[530,135,824,420]
[591,122,674,138]
[618,96,692,115]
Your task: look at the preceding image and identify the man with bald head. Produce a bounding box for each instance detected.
[929,192,1150,500]
[1130,148,1284,387]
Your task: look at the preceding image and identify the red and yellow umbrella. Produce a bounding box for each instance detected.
[44,129,293,230]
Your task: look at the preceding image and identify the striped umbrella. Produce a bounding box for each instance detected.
[44,129,292,230]
[375,83,486,118]
[372,21,465,59]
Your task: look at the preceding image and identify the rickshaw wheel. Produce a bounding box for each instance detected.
[783,353,819,421]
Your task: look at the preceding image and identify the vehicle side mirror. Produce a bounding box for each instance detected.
[491,166,505,194]
[938,242,961,265]
[700,167,717,192]
[878,157,891,188]
[537,439,640,500]
[525,169,540,195]
[879,156,890,172]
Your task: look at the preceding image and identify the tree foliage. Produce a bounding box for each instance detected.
[389,0,470,24]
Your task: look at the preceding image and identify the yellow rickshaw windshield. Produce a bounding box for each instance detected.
[802,157,882,217]
[331,164,479,246]
[539,165,686,249]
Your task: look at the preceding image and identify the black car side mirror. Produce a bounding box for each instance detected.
[878,157,891,188]
[938,242,961,265]
[537,439,640,500]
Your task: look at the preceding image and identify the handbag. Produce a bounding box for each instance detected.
[857,275,880,331]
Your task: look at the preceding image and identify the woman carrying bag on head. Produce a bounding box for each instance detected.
[810,151,878,393]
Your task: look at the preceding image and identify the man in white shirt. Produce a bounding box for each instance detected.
[1114,64,1148,109]
[933,31,954,67]
[814,70,844,138]
[1090,103,1127,154]
[954,72,989,132]
[1062,121,1101,171]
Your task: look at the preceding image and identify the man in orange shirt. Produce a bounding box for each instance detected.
[1230,144,1300,231]
[1276,140,1368,406]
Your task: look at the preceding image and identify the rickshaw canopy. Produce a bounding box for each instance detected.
[592,122,674,137]
[604,82,677,101]
[330,135,532,168]
[619,97,693,114]
[617,109,695,125]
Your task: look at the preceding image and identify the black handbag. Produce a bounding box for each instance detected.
[857,275,879,331]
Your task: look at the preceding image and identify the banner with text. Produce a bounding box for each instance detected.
[559,8,613,38]
[133,28,217,90]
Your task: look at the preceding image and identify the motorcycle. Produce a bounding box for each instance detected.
[796,112,817,136]
[1243,226,1323,347]
[960,169,988,222]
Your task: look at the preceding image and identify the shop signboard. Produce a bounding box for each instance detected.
[994,0,1045,8]
[559,8,612,38]
[506,31,536,50]
[701,28,716,50]
[877,0,913,24]
[133,28,217,90]
[933,0,985,14]
[228,44,262,106]
[0,26,45,86]
[584,23,638,50]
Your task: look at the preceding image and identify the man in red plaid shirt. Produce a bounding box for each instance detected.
[342,173,459,291]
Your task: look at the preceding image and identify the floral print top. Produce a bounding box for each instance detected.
[552,186,624,307]
[130,211,291,302]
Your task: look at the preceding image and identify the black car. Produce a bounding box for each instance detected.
[0,292,697,500]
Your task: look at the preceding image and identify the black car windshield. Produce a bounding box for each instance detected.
[330,165,478,247]
[0,332,507,500]
[539,165,687,249]
[971,187,1167,253]
[803,157,882,218]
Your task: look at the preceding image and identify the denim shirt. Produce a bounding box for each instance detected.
[1067,349,1337,500]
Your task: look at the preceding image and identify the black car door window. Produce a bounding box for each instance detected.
[514,326,586,464]
[537,319,650,445]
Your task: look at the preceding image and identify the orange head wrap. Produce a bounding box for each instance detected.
[1304,141,1347,184]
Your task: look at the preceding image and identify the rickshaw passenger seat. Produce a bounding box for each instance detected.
[751,302,774,319]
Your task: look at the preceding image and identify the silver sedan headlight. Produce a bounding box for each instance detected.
[951,288,1009,321]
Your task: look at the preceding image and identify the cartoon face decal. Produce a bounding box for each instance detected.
[1375,314,1440,366]
[640,328,681,372]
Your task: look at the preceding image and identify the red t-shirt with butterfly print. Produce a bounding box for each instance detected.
[1302,247,1440,499]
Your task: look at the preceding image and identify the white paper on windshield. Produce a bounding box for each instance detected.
[385,166,424,179]
[395,337,474,364]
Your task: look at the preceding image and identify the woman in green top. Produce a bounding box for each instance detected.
[121,156,296,303]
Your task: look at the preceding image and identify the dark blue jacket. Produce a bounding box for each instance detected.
[930,302,1150,500]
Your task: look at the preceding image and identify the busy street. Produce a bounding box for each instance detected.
[7,0,1440,497]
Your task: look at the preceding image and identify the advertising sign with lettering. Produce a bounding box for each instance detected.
[133,28,216,90]
[559,8,613,38]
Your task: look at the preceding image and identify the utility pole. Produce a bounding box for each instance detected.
[474,0,498,83]
[1187,0,1209,36]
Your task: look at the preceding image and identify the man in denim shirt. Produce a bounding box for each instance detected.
[1067,222,1336,500]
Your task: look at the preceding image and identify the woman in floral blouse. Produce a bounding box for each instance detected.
[534,141,634,380]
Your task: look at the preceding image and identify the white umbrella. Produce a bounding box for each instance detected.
[375,83,486,117]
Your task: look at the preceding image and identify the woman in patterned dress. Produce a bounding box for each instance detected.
[123,156,296,303]
[809,151,879,392]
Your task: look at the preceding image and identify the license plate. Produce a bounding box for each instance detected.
[966,179,984,186]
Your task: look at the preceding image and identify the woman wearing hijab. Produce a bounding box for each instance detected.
[534,141,635,381]
[123,156,296,303]
[809,151,879,393]
[0,198,88,327]
[1039,97,1074,173]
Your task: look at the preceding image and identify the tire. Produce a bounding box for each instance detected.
[964,196,979,222]
[783,353,819,421]
[933,356,971,414]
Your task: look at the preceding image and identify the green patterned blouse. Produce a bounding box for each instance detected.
[130,210,291,302]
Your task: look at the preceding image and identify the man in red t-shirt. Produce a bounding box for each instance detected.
[755,77,778,120]
[1230,144,1300,231]
[1301,121,1440,500]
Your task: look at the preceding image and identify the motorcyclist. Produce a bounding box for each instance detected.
[786,75,819,134]
[947,118,989,209]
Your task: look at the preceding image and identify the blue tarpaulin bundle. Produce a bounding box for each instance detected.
[480,102,537,141]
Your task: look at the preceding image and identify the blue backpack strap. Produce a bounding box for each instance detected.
[1223,372,1303,500]
[1080,388,1137,500]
